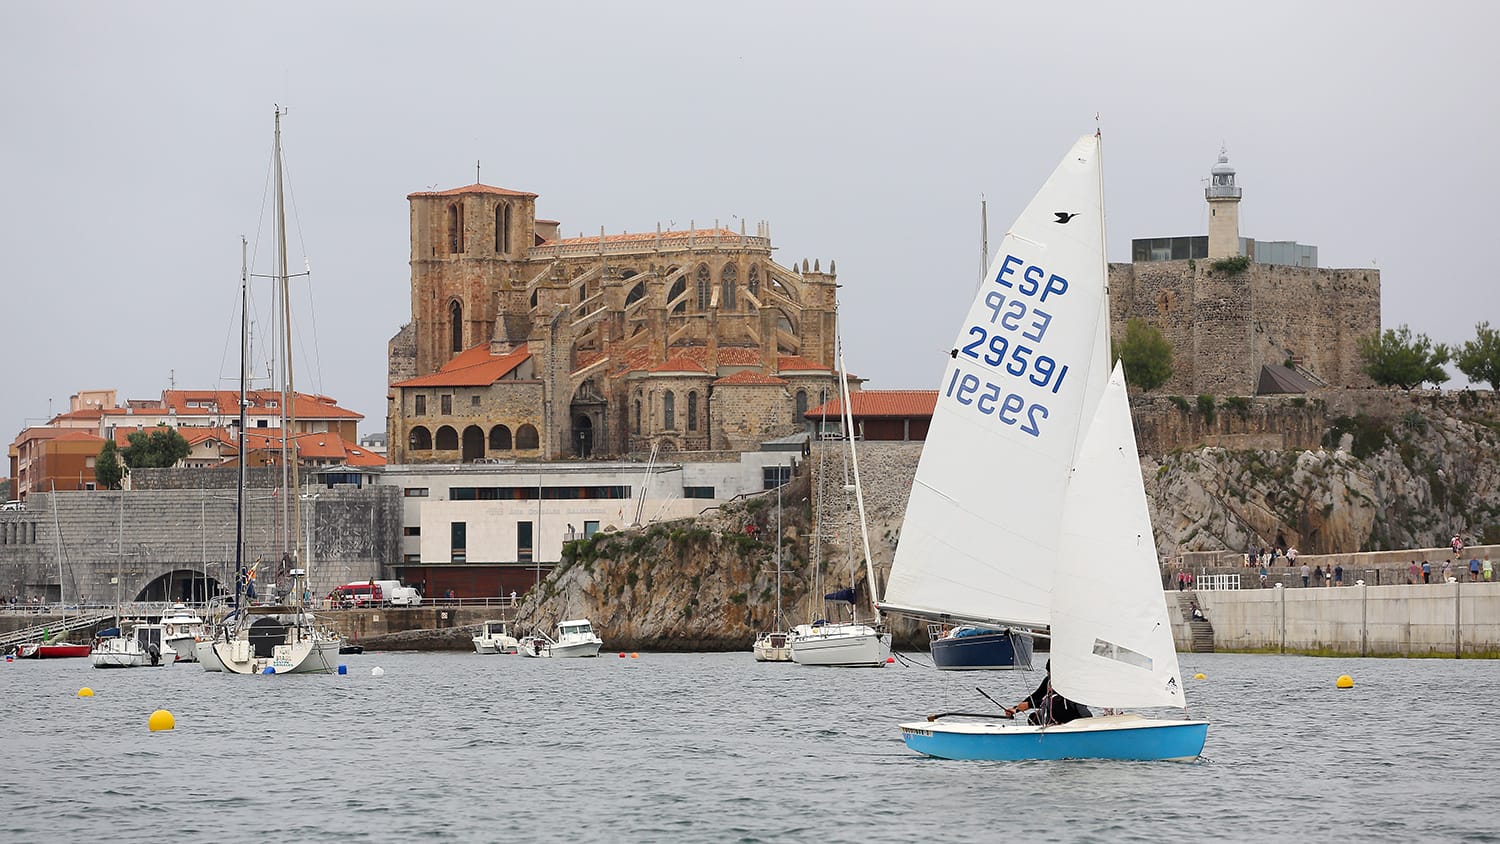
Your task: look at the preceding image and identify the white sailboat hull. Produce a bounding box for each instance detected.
[166,636,199,662]
[752,632,792,662]
[195,638,226,671]
[212,637,340,675]
[789,624,891,667]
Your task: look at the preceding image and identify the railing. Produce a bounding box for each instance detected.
[1194,573,1242,591]
[0,611,116,649]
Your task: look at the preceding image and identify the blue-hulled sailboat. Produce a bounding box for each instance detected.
[880,132,1208,761]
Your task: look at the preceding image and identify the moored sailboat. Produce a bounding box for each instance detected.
[751,482,792,662]
[882,132,1207,760]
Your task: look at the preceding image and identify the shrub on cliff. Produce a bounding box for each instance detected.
[1113,318,1173,392]
[1455,320,1500,391]
[1357,325,1451,390]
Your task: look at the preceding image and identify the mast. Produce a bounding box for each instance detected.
[273,106,303,575]
[980,195,989,283]
[836,333,881,626]
[235,236,248,609]
[774,481,783,630]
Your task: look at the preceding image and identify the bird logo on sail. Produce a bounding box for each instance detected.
[1053,212,1078,224]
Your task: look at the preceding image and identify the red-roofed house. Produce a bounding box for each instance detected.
[806,390,938,441]
[388,181,848,461]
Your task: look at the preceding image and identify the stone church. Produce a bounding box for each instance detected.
[387,184,842,463]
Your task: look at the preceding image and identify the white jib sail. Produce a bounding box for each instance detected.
[1050,361,1186,710]
[882,133,1111,629]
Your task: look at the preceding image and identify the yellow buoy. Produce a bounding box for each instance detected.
[77,687,95,698]
[1193,673,1206,680]
[148,709,176,732]
[1336,674,1354,689]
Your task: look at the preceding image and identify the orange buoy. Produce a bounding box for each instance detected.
[631,652,639,659]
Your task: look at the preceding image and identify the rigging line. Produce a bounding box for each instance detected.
[279,149,326,398]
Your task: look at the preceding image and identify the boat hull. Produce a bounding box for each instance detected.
[752,632,792,662]
[899,714,1208,761]
[166,636,199,662]
[212,637,340,675]
[550,641,602,658]
[15,642,93,659]
[930,630,1034,670]
[790,626,891,667]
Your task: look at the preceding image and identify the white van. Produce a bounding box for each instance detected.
[389,586,422,607]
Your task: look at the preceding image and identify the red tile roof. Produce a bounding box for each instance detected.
[806,390,937,418]
[714,370,788,386]
[393,345,532,388]
[647,355,709,374]
[407,183,539,199]
[776,355,831,372]
[717,347,763,366]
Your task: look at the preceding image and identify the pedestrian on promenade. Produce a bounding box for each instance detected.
[1442,559,1453,582]
[1288,547,1300,568]
[1422,560,1432,583]
[1334,564,1343,586]
[1469,557,1481,582]
[1301,563,1311,588]
[1408,561,1420,584]
[1452,534,1465,555]
[1484,558,1493,582]
[1259,564,1268,588]
[1314,565,1325,587]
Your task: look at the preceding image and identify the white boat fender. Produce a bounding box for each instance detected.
[371,666,385,677]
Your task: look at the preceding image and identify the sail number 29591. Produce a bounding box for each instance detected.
[945,369,1050,437]
[958,325,1070,393]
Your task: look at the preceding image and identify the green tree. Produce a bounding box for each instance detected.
[1357,325,1451,390]
[1112,318,1173,392]
[1455,320,1500,392]
[120,425,192,468]
[95,440,124,489]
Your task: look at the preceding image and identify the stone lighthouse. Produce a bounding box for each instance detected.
[1205,147,1243,259]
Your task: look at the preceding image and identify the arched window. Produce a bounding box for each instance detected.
[748,265,760,300]
[447,202,464,254]
[633,399,641,434]
[489,425,512,450]
[449,300,463,353]
[669,278,687,315]
[408,426,433,450]
[515,424,539,450]
[435,425,459,450]
[494,203,512,253]
[721,264,737,312]
[796,389,808,420]
[625,282,645,307]
[530,289,538,309]
[687,391,698,432]
[696,264,711,311]
[663,390,676,430]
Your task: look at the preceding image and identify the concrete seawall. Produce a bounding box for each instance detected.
[1180,582,1500,657]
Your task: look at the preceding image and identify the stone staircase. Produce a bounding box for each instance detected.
[1176,593,1215,653]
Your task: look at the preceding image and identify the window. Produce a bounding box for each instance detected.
[763,465,791,490]
[663,391,676,430]
[441,394,453,415]
[409,427,433,450]
[515,424,539,450]
[450,300,464,353]
[489,425,512,450]
[584,520,600,538]
[451,522,467,563]
[687,391,698,431]
[403,526,421,536]
[495,202,512,253]
[517,521,533,563]
[696,264,711,310]
[435,426,458,450]
[633,400,641,434]
[403,553,420,563]
[414,395,426,415]
[669,278,686,314]
[721,264,737,312]
[747,265,760,305]
[403,487,429,498]
[447,202,464,253]
[796,389,808,420]
[683,486,715,499]
[471,395,481,408]
[625,282,645,306]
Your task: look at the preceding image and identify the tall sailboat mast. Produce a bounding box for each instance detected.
[836,333,881,626]
[235,236,248,606]
[272,106,303,572]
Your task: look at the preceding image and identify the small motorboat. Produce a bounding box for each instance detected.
[15,641,93,659]
[473,620,520,655]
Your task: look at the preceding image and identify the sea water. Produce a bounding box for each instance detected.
[3,651,1496,843]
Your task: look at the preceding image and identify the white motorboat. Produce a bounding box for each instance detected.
[473,620,520,654]
[551,619,604,658]
[160,603,206,663]
[91,623,177,668]
[517,634,551,658]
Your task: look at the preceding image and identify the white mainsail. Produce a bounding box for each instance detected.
[1050,362,1185,709]
[881,133,1112,629]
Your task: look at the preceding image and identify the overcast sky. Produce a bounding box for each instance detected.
[3,1,1495,449]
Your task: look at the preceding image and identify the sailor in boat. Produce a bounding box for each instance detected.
[1002,660,1091,726]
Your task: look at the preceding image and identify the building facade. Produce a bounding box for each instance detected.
[387,183,843,463]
